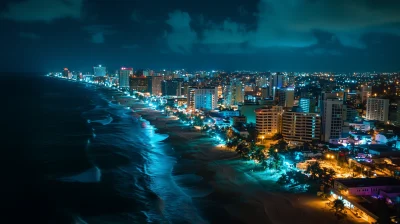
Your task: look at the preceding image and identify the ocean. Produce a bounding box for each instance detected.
[1,75,205,224]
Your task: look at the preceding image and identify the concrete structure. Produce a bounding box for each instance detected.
[269,73,283,96]
[361,86,372,103]
[299,98,311,113]
[62,68,69,78]
[129,76,149,92]
[277,87,294,108]
[147,76,163,96]
[194,87,218,110]
[282,112,320,145]
[332,178,400,223]
[187,88,196,109]
[366,98,389,122]
[321,99,345,142]
[161,79,183,96]
[93,65,106,77]
[119,67,133,89]
[225,79,244,106]
[230,116,247,126]
[255,106,283,139]
[261,87,269,99]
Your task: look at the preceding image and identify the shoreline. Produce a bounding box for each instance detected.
[77,81,360,224]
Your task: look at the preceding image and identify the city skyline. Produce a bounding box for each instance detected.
[1,0,400,72]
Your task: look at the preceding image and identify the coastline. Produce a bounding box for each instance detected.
[82,83,360,224]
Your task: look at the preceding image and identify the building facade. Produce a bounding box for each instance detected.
[366,98,389,122]
[147,76,163,96]
[282,112,321,145]
[119,68,133,89]
[322,99,345,142]
[277,87,294,108]
[93,65,106,77]
[194,87,218,110]
[255,106,283,139]
[129,77,149,92]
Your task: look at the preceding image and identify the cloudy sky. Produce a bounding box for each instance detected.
[1,0,400,72]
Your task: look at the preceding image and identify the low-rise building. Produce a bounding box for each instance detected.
[230,116,247,126]
[332,178,400,223]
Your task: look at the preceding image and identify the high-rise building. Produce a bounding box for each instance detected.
[282,111,321,145]
[256,75,268,87]
[255,106,283,139]
[269,73,283,96]
[147,76,163,96]
[277,87,294,108]
[261,87,269,99]
[396,100,400,126]
[321,99,345,142]
[161,79,183,96]
[361,86,372,103]
[225,79,244,106]
[93,65,106,77]
[62,68,69,78]
[194,87,218,110]
[366,98,389,122]
[130,76,149,92]
[299,98,311,113]
[119,67,133,89]
[187,88,196,109]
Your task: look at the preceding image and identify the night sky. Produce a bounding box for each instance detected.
[1,0,400,73]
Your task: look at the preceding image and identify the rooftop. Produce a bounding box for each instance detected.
[336,177,400,188]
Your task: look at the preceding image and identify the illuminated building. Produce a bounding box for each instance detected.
[269,72,283,96]
[225,79,244,106]
[187,88,196,109]
[321,99,345,142]
[276,87,294,108]
[194,87,218,110]
[331,178,400,223]
[255,106,283,139]
[282,111,320,145]
[147,76,163,96]
[299,98,311,113]
[119,67,133,89]
[366,98,389,122]
[261,87,269,99]
[361,86,372,103]
[93,65,106,77]
[130,76,149,93]
[161,78,183,96]
[62,68,69,78]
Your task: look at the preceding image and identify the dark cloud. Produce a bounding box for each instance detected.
[164,0,400,54]
[82,25,116,44]
[1,0,400,72]
[1,0,82,22]
[164,10,197,54]
[19,32,40,40]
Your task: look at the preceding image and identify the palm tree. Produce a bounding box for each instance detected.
[306,162,322,180]
[333,199,345,214]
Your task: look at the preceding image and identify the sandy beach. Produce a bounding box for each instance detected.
[103,90,365,224]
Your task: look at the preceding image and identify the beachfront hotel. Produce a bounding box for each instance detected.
[281,111,321,145]
[193,87,219,110]
[255,106,283,139]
